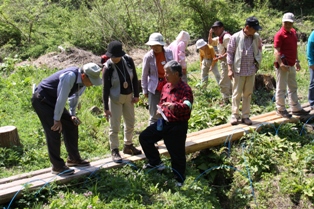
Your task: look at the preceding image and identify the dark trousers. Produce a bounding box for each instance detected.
[139,120,188,183]
[31,92,81,169]
[309,68,314,107]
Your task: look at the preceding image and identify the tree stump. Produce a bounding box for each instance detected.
[0,126,21,148]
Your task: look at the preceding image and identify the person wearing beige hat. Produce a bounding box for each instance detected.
[274,12,310,118]
[196,39,220,87]
[142,32,174,125]
[102,40,142,163]
[31,62,102,176]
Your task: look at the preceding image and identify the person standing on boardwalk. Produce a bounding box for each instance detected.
[31,63,102,176]
[307,30,314,110]
[102,40,142,163]
[274,12,309,118]
[208,21,232,105]
[140,60,193,186]
[227,17,263,126]
[142,33,173,125]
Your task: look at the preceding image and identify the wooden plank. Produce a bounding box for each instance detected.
[0,109,307,205]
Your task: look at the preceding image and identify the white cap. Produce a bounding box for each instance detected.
[82,63,102,86]
[145,33,166,46]
[196,39,207,49]
[282,12,295,23]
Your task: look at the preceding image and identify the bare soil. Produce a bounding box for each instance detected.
[17,45,199,70]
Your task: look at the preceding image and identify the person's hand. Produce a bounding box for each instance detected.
[295,62,301,71]
[71,116,81,126]
[209,28,213,34]
[104,110,112,121]
[132,97,139,103]
[144,93,148,98]
[161,102,175,111]
[51,120,62,133]
[228,69,234,80]
[280,63,289,71]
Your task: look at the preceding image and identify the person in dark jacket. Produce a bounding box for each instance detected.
[31,63,102,176]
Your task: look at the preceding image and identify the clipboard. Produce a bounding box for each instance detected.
[156,105,169,122]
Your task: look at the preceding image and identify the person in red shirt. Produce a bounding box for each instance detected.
[274,12,309,118]
[139,60,193,186]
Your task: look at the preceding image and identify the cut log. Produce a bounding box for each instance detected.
[0,126,21,148]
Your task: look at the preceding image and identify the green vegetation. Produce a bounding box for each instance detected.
[1,0,314,208]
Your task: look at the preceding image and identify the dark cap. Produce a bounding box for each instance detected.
[245,16,262,31]
[211,21,224,28]
[105,40,126,58]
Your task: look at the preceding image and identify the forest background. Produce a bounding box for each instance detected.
[1,0,314,208]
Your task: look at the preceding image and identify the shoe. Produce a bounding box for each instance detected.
[143,162,165,171]
[52,165,75,176]
[230,118,239,125]
[276,109,292,118]
[66,158,90,167]
[123,144,142,155]
[292,108,310,116]
[175,182,183,187]
[111,148,122,163]
[242,118,252,125]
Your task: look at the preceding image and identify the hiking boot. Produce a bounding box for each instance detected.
[242,118,252,125]
[52,165,75,176]
[66,158,90,167]
[276,109,292,118]
[142,162,165,171]
[123,144,142,155]
[111,148,122,163]
[230,118,239,125]
[292,108,310,116]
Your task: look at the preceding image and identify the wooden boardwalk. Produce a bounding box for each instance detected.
[0,106,312,205]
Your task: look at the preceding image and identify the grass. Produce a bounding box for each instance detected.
[1,45,314,208]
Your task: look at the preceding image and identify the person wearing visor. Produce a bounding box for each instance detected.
[142,32,173,125]
[140,60,193,186]
[31,62,102,176]
[102,40,142,163]
[274,12,310,118]
[227,16,263,126]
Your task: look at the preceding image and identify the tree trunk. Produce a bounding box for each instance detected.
[0,126,21,148]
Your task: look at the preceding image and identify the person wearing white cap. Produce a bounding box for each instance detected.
[142,32,174,125]
[31,63,102,176]
[195,39,220,87]
[274,12,310,118]
[168,31,190,83]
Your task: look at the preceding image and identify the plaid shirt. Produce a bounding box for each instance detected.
[159,80,193,122]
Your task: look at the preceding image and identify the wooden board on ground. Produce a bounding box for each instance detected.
[0,106,312,205]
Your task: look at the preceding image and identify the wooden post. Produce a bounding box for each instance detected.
[0,126,21,148]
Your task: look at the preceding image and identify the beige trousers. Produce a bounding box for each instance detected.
[109,93,135,150]
[219,60,232,99]
[275,66,302,111]
[231,74,255,119]
[201,59,221,85]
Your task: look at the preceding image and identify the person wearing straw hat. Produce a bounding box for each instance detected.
[103,40,142,163]
[31,62,102,176]
[142,32,173,125]
[195,39,220,87]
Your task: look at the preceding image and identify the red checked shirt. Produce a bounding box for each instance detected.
[159,80,193,122]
